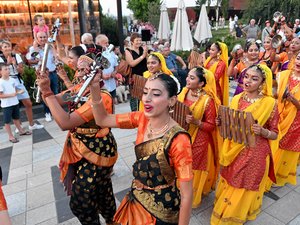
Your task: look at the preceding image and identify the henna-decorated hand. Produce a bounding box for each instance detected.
[56,65,68,80]
[36,68,52,95]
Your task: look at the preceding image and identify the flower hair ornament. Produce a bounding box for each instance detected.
[149,73,181,95]
[170,75,181,94]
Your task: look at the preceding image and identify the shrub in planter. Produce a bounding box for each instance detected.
[22,66,36,104]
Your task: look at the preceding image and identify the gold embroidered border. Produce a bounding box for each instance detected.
[133,189,179,224]
[70,135,118,167]
[277,172,297,179]
[212,205,261,224]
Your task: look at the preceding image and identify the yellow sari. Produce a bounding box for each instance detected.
[204,42,229,106]
[212,65,277,225]
[178,69,220,208]
[273,70,300,186]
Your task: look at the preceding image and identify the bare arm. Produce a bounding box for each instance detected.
[56,65,73,89]
[125,49,146,67]
[0,210,12,225]
[270,49,281,62]
[227,58,238,78]
[176,55,187,69]
[43,95,86,130]
[90,77,118,128]
[178,180,193,225]
[0,92,17,98]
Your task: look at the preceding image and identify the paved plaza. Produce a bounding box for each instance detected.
[1,100,300,225]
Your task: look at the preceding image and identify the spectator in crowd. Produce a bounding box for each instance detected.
[293,19,300,33]
[29,31,59,122]
[33,14,50,41]
[0,63,31,143]
[95,34,119,104]
[261,20,272,42]
[0,40,44,130]
[162,45,187,87]
[124,32,148,111]
[229,17,235,35]
[242,19,261,41]
[152,41,159,52]
[80,33,94,45]
[235,22,243,38]
[234,14,239,23]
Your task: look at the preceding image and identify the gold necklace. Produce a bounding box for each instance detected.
[190,89,202,98]
[291,72,300,81]
[243,93,262,104]
[147,117,170,139]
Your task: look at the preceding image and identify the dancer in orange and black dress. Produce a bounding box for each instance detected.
[37,55,118,225]
[90,73,193,225]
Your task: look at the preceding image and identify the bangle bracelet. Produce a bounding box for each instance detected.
[91,98,103,105]
[198,120,202,128]
[42,92,54,99]
[265,129,271,139]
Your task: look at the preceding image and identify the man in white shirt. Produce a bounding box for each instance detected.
[28,31,59,122]
[95,34,119,104]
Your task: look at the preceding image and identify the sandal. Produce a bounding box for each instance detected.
[9,138,19,143]
[19,130,32,136]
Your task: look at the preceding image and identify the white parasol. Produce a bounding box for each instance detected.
[157,3,171,40]
[170,0,193,51]
[194,4,212,44]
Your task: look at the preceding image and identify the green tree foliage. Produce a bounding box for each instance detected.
[220,0,228,19]
[101,15,119,46]
[243,0,300,25]
[147,2,161,28]
[127,0,160,21]
[195,0,211,19]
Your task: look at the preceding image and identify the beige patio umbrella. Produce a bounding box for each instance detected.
[170,0,193,51]
[157,3,171,40]
[194,4,212,44]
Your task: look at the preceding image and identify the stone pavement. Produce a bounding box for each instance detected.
[1,100,300,225]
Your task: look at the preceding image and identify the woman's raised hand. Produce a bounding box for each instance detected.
[36,68,51,94]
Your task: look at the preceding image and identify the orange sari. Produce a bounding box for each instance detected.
[114,112,193,224]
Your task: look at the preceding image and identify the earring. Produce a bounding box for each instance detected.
[217,53,221,59]
[258,84,263,93]
[169,105,174,113]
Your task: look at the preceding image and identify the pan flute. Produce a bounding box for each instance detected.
[218,105,256,147]
[130,74,190,129]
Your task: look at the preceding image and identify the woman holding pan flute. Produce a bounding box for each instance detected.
[272,51,300,187]
[177,67,220,208]
[211,64,279,225]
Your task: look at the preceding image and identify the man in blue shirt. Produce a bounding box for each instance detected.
[162,46,187,87]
